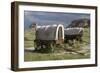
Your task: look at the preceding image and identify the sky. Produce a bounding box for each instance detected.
[24,11,90,29]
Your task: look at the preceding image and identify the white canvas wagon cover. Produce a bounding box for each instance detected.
[64,28,83,35]
[36,24,64,41]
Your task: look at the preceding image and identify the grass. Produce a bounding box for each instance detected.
[24,51,90,61]
[24,29,36,48]
[24,27,90,61]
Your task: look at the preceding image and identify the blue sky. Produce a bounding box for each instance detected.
[24,11,90,29]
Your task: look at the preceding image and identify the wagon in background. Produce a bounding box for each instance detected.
[64,27,84,42]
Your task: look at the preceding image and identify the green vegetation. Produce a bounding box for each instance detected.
[24,51,90,61]
[24,29,36,48]
[24,28,90,61]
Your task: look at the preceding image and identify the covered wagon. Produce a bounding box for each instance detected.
[64,27,84,42]
[35,24,64,50]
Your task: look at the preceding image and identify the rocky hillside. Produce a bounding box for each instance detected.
[67,19,90,28]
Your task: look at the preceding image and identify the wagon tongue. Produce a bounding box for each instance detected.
[62,47,85,55]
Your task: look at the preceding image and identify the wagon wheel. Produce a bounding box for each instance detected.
[34,40,38,51]
[48,42,55,53]
[34,40,41,51]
